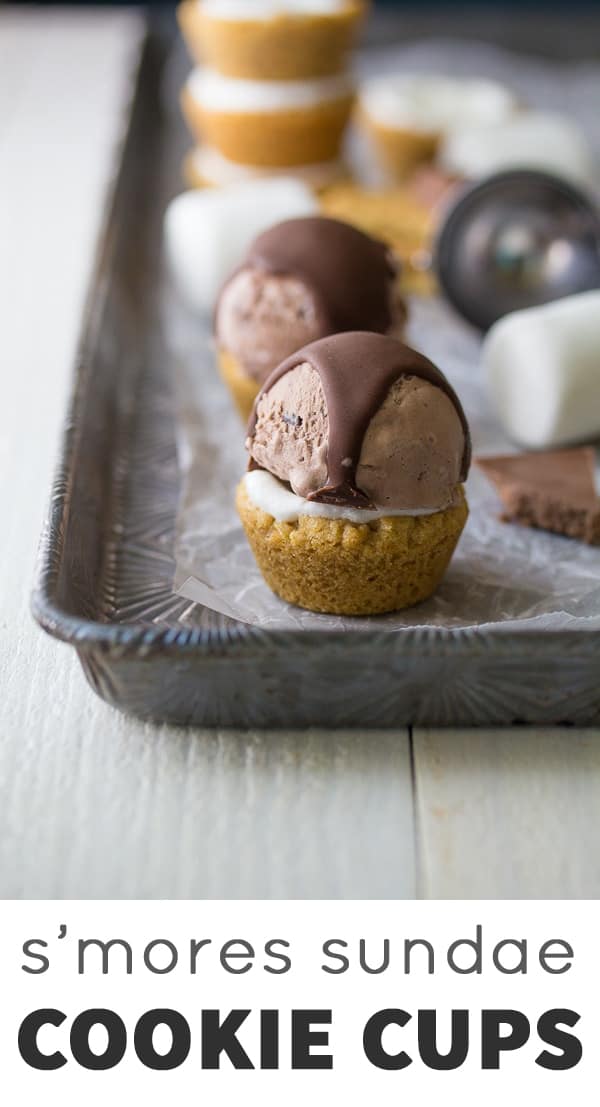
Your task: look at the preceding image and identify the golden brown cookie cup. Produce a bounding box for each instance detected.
[177,1,367,80]
[237,480,468,615]
[218,349,260,423]
[360,106,440,181]
[182,87,355,167]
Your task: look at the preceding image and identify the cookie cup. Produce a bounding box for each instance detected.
[237,480,468,615]
[177,1,367,80]
[218,349,260,422]
[360,108,440,180]
[182,87,354,166]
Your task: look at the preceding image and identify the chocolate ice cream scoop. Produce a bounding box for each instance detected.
[215,216,406,381]
[246,331,470,510]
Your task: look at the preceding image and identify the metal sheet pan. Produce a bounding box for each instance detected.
[32,21,600,726]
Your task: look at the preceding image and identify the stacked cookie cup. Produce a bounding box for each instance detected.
[179,0,367,189]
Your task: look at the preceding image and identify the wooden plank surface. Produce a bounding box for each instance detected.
[1,708,415,898]
[0,9,414,899]
[413,728,600,899]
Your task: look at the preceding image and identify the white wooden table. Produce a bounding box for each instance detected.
[2,9,599,900]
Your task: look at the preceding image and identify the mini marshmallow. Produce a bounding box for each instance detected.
[164,179,318,315]
[440,112,596,187]
[482,291,600,449]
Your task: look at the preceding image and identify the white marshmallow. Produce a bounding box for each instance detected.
[482,291,600,449]
[359,74,516,134]
[243,470,444,523]
[440,111,596,187]
[190,145,344,189]
[164,180,318,316]
[187,67,353,114]
[200,0,348,18]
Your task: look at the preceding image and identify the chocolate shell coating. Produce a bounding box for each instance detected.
[247,331,471,508]
[217,216,398,338]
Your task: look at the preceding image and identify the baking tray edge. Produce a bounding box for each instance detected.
[31,20,600,727]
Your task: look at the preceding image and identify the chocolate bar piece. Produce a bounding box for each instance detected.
[476,447,600,544]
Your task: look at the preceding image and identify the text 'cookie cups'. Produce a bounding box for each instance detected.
[182,69,354,167]
[214,216,407,419]
[238,332,471,615]
[178,0,368,81]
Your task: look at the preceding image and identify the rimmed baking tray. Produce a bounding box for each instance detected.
[32,23,600,727]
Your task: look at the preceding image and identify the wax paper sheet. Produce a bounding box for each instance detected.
[169,40,600,631]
